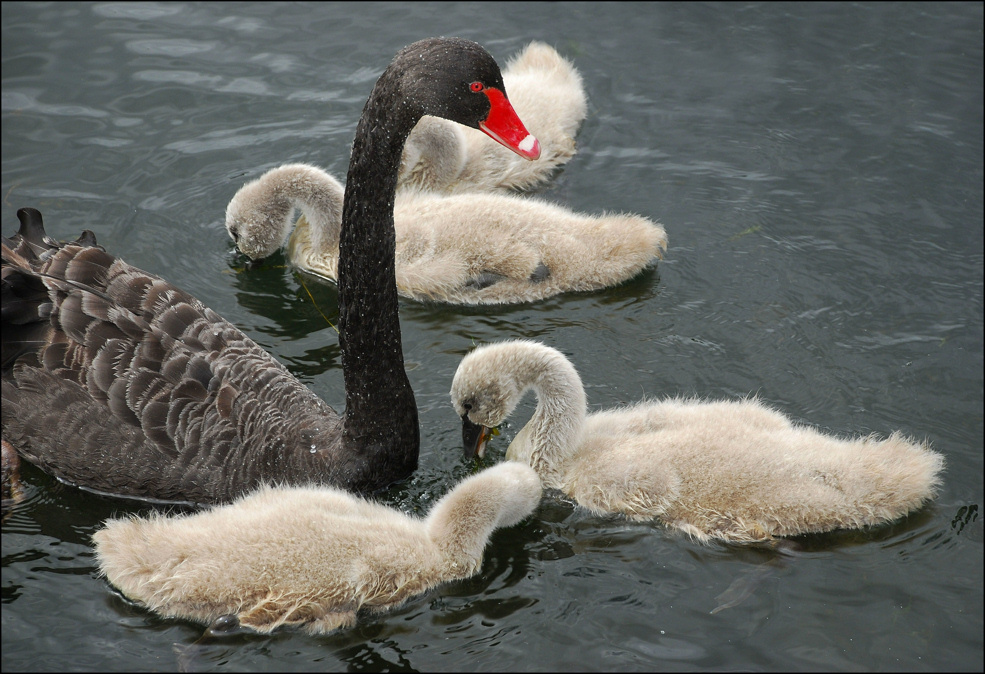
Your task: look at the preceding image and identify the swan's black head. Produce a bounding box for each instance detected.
[388,37,540,160]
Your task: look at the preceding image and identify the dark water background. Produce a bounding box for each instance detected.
[2,2,982,671]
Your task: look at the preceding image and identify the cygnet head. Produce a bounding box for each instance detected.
[451,340,579,459]
[451,342,531,429]
[225,170,294,260]
[224,163,344,260]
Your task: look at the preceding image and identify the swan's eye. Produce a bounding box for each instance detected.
[469,82,484,93]
[463,401,473,411]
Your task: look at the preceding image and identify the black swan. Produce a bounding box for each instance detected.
[0,37,540,505]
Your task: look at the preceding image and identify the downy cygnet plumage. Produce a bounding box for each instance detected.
[225,163,666,305]
[93,462,542,635]
[450,340,944,544]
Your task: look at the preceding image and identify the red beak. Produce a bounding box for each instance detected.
[478,87,541,160]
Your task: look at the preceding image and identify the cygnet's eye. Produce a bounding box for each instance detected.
[462,401,473,411]
[469,81,484,93]
[229,227,240,243]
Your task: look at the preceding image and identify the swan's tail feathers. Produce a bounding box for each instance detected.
[871,432,946,515]
[582,213,668,287]
[1,237,46,327]
[640,217,669,260]
[2,208,219,370]
[604,213,668,263]
[2,209,85,371]
[2,208,142,371]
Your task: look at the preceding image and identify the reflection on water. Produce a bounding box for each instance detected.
[228,252,339,336]
[2,1,982,672]
[224,250,345,381]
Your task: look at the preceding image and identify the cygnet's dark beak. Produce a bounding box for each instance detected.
[462,415,494,459]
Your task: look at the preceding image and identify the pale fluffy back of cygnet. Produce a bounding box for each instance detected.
[225,163,667,305]
[450,340,945,544]
[93,462,542,635]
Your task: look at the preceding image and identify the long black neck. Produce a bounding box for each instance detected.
[337,64,420,482]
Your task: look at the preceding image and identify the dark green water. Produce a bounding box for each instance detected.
[2,2,982,671]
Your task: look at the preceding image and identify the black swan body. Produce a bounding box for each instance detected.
[0,37,539,505]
